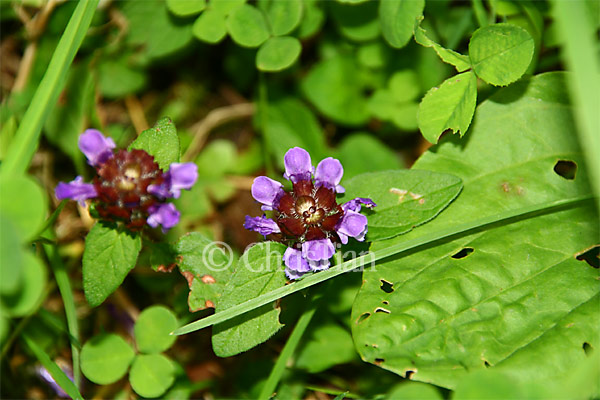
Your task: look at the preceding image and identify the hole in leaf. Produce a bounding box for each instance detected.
[484,360,491,368]
[382,300,389,305]
[375,358,385,365]
[380,279,394,293]
[357,312,371,324]
[583,342,593,356]
[553,160,577,180]
[375,307,391,314]
[451,247,474,259]
[405,370,415,379]
[576,245,600,268]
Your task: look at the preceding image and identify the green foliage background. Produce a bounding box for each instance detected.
[0,0,598,399]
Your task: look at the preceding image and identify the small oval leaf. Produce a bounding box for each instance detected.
[135,306,178,354]
[226,4,270,48]
[256,36,302,72]
[81,333,135,385]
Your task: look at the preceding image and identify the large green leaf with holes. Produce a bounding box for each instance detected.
[351,72,599,389]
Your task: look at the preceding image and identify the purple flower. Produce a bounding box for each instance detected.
[147,203,181,232]
[79,129,116,166]
[283,247,310,279]
[244,215,281,237]
[244,147,376,280]
[283,147,313,182]
[315,157,345,193]
[148,162,199,199]
[302,238,335,270]
[336,210,368,244]
[251,176,284,211]
[55,176,98,206]
[55,130,197,232]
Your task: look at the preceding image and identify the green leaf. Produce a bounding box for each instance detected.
[386,382,443,400]
[379,0,424,48]
[212,242,287,357]
[368,89,418,131]
[0,216,23,295]
[329,1,380,42]
[226,4,270,48]
[342,170,463,241]
[0,0,99,176]
[81,333,135,385]
[389,70,421,103]
[301,55,370,126]
[256,36,302,72]
[263,97,327,168]
[82,223,142,307]
[417,71,477,144]
[336,133,403,179]
[0,175,47,240]
[351,72,599,389]
[129,354,176,398]
[211,0,246,15]
[2,251,47,317]
[176,232,235,311]
[121,1,194,60]
[295,322,357,373]
[262,0,303,36]
[414,21,472,72]
[135,306,178,354]
[129,117,181,170]
[452,370,549,400]
[469,23,534,86]
[97,57,146,99]
[193,9,227,44]
[166,0,206,17]
[297,0,324,39]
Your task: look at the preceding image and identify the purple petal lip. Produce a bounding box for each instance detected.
[315,157,345,193]
[283,247,310,280]
[147,203,180,232]
[336,210,368,244]
[167,162,198,198]
[283,147,313,183]
[251,176,284,211]
[55,176,98,206]
[342,197,377,213]
[78,129,115,167]
[244,215,281,237]
[302,239,335,271]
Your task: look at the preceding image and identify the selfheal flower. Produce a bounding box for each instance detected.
[55,130,197,232]
[245,147,376,279]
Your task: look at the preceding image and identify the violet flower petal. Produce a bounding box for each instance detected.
[315,157,345,193]
[55,176,98,206]
[244,215,281,237]
[302,238,335,271]
[283,247,310,280]
[283,147,313,183]
[337,210,368,244]
[147,203,180,232]
[342,197,377,213]
[251,176,284,211]
[78,129,115,166]
[166,162,198,198]
[147,182,170,199]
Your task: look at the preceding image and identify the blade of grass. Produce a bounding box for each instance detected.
[552,0,600,207]
[0,0,99,176]
[44,244,81,390]
[172,195,592,335]
[22,331,83,400]
[258,291,324,400]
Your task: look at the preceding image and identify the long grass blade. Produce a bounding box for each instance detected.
[0,0,99,176]
[172,195,592,335]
